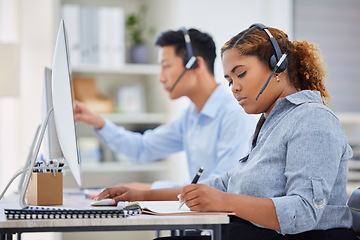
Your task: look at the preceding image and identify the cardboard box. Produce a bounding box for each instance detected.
[27,172,63,206]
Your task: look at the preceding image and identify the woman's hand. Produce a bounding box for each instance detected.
[95,186,147,204]
[180,184,230,212]
[73,101,105,130]
[181,184,280,231]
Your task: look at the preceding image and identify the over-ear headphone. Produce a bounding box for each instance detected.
[249,24,289,100]
[169,28,198,92]
[180,28,198,70]
[249,23,288,73]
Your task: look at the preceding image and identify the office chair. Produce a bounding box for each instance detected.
[348,188,360,238]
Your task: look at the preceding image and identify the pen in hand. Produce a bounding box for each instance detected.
[179,167,204,209]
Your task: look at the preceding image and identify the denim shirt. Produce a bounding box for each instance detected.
[202,90,353,235]
[96,85,257,188]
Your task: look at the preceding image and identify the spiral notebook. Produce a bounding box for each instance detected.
[124,201,235,216]
[4,206,140,220]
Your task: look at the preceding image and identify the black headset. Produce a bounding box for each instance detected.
[249,23,288,73]
[180,28,198,70]
[249,24,289,100]
[169,28,198,92]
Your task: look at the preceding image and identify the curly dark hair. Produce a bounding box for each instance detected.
[221,26,330,105]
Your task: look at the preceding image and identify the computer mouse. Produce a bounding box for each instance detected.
[90,198,115,206]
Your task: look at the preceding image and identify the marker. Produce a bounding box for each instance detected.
[33,162,40,172]
[47,160,54,172]
[179,167,204,209]
[58,159,64,172]
[58,162,64,172]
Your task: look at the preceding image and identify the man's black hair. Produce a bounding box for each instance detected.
[155,28,216,75]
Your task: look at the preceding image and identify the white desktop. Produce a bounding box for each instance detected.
[17,19,82,207]
[51,19,81,186]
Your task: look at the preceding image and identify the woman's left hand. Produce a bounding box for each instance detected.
[180,184,229,212]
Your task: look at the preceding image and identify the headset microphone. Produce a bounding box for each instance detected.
[169,28,198,92]
[256,53,288,100]
[169,69,187,92]
[249,23,289,100]
[169,56,197,92]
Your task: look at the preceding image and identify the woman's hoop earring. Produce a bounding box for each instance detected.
[276,75,280,82]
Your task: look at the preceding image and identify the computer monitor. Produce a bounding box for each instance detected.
[51,19,82,187]
[42,67,63,162]
[18,67,63,193]
[19,20,82,207]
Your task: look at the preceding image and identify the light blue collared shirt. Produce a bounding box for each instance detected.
[96,84,257,188]
[202,90,353,235]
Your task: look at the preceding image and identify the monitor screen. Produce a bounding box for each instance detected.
[51,20,82,186]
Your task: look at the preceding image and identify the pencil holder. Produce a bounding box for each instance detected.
[27,172,63,206]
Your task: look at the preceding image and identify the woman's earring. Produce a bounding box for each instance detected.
[276,75,280,82]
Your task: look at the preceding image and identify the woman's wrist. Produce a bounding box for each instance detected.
[222,192,237,212]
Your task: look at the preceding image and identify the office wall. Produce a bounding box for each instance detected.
[0,0,57,204]
[171,0,293,85]
[294,0,360,113]
[0,0,20,193]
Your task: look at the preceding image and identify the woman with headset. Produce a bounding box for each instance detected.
[97,24,357,239]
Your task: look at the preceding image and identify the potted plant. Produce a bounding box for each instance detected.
[125,4,155,63]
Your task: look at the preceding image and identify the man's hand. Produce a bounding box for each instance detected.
[73,101,105,130]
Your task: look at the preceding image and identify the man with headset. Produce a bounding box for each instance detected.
[74,28,256,189]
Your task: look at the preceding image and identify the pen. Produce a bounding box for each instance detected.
[179,167,204,209]
[37,156,45,173]
[190,167,204,184]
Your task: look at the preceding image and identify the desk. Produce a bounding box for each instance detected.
[0,192,229,240]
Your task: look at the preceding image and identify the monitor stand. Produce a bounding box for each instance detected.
[17,125,41,194]
[18,108,54,208]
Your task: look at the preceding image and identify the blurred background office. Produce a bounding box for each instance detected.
[0,0,359,240]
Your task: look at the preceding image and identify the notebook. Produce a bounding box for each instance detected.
[4,206,140,220]
[122,201,235,216]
